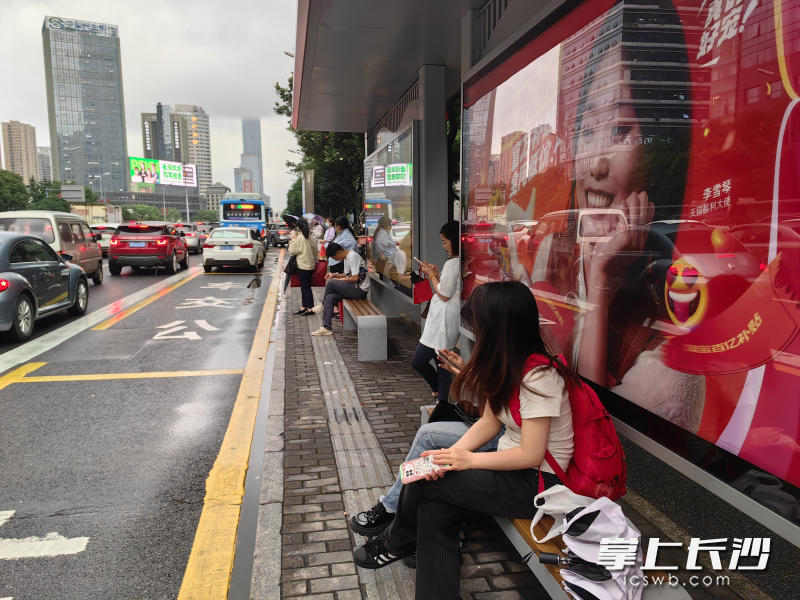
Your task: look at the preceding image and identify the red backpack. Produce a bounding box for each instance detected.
[510,354,627,500]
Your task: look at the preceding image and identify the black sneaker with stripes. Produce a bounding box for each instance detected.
[352,531,414,570]
[348,501,395,536]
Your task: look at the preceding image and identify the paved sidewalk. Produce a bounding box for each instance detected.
[249,281,770,600]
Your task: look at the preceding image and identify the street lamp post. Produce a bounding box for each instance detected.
[100,172,110,203]
[184,161,190,222]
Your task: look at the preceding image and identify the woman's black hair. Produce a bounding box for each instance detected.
[325,242,344,257]
[334,216,355,239]
[453,281,580,415]
[296,217,310,239]
[372,216,392,256]
[440,220,460,257]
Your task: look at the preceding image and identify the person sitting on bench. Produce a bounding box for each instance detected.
[311,242,370,336]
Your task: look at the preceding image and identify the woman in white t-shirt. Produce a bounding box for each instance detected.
[412,220,462,403]
[353,281,577,596]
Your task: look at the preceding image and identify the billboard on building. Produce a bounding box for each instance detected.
[243,180,253,193]
[129,156,196,191]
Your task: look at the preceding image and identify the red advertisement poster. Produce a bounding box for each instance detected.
[462,0,800,498]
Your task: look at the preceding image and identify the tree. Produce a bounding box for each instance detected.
[28,177,62,203]
[0,171,31,211]
[30,197,71,212]
[274,76,365,219]
[286,177,303,216]
[84,186,99,204]
[193,209,219,222]
[125,204,163,221]
[165,208,182,221]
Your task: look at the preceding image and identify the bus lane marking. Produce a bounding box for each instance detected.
[92,268,203,330]
[0,267,203,376]
[0,511,89,560]
[177,248,284,600]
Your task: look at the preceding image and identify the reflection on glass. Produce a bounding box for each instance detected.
[462,0,800,502]
[364,127,413,296]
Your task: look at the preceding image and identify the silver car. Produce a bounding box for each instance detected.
[0,232,89,342]
[172,222,207,254]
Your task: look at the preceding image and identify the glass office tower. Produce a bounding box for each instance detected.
[42,16,129,192]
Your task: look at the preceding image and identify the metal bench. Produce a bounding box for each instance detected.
[342,298,387,361]
[420,406,690,599]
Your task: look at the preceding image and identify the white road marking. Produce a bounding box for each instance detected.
[195,320,218,331]
[157,320,186,329]
[0,267,202,376]
[0,511,89,560]
[153,326,201,341]
[176,297,235,309]
[201,282,246,290]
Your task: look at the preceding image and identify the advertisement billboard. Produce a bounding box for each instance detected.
[129,156,196,190]
[461,0,800,516]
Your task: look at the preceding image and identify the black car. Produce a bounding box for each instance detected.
[0,232,89,342]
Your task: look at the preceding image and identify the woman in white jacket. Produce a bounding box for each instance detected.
[289,217,319,315]
[413,220,461,402]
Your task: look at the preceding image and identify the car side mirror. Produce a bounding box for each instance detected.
[61,253,74,262]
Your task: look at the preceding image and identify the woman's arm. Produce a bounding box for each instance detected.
[450,409,503,452]
[421,261,452,302]
[426,416,551,473]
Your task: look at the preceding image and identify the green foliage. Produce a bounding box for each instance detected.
[165,208,182,221]
[193,209,219,223]
[125,204,163,221]
[0,171,33,211]
[28,177,62,203]
[30,197,71,212]
[286,177,303,216]
[274,76,365,219]
[84,186,99,203]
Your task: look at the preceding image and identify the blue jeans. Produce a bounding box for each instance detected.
[381,421,503,512]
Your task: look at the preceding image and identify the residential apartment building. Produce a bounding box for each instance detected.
[2,121,39,181]
[37,147,53,181]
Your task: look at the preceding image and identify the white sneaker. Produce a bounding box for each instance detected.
[311,327,333,336]
[310,303,324,314]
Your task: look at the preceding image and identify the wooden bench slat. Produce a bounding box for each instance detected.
[511,518,565,583]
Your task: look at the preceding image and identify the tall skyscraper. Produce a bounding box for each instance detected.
[240,118,267,205]
[140,103,190,163]
[233,165,254,193]
[175,105,212,196]
[42,16,128,192]
[38,147,53,181]
[2,121,39,181]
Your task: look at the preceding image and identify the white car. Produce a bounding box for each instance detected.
[202,227,265,272]
[90,223,119,257]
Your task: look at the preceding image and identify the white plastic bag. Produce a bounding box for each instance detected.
[529,484,595,543]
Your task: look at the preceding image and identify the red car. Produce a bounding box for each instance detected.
[108,223,190,275]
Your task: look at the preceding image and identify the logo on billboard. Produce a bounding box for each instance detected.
[45,16,117,36]
[371,166,386,188]
[243,180,253,193]
[47,17,64,29]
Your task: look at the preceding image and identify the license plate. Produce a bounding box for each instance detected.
[478,238,492,243]
[221,245,234,250]
[129,242,146,248]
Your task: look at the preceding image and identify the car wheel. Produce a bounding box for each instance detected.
[198,244,203,254]
[92,261,104,285]
[271,237,277,247]
[203,264,212,273]
[68,278,89,316]
[179,252,190,270]
[109,261,122,276]
[11,294,34,342]
[166,252,178,274]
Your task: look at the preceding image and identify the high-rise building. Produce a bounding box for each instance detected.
[42,16,128,192]
[498,131,528,199]
[140,103,190,165]
[233,165,254,193]
[241,118,267,206]
[38,147,53,181]
[205,181,230,212]
[175,105,212,196]
[2,121,39,182]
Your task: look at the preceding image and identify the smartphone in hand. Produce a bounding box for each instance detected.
[435,349,459,370]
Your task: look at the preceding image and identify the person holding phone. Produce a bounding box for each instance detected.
[411,220,461,403]
[311,242,369,335]
[352,281,576,599]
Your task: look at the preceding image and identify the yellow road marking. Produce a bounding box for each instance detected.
[178,248,284,600]
[92,268,203,330]
[0,363,243,390]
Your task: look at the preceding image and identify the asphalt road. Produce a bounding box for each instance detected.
[0,248,282,600]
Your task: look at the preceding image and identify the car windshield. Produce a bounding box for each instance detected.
[665,230,749,254]
[0,218,55,243]
[210,229,248,238]
[116,225,164,235]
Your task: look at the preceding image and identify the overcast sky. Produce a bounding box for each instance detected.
[0,0,299,216]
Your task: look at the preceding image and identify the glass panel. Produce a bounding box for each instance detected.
[462,0,800,507]
[0,218,56,243]
[363,127,413,296]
